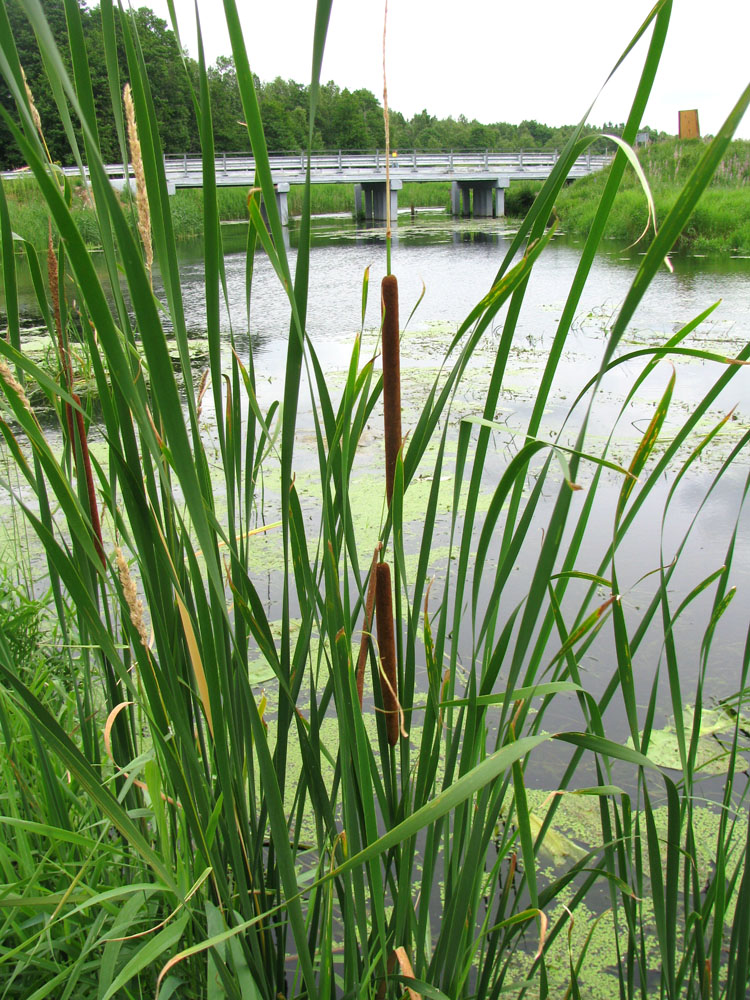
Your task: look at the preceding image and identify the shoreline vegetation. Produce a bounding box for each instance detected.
[2,138,749,255]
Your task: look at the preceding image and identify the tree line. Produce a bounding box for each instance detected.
[0,0,665,170]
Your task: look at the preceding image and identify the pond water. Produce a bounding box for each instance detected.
[168,215,750,740]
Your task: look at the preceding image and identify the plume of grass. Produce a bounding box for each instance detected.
[20,64,53,166]
[123,82,153,281]
[0,358,34,419]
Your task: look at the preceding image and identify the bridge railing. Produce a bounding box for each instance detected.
[161,148,612,180]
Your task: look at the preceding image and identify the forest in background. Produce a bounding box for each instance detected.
[0,0,667,170]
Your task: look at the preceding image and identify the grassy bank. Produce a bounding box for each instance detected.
[553,138,750,251]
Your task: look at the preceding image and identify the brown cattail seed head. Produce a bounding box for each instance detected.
[381,275,402,506]
[375,560,399,746]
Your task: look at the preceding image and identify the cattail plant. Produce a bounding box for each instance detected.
[1,4,749,998]
[123,83,153,282]
[375,559,400,746]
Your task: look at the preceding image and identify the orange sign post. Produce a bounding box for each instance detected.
[679,110,700,139]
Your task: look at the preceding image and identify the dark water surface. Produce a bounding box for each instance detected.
[163,218,750,815]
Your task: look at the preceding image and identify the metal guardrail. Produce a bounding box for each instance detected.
[161,148,611,180]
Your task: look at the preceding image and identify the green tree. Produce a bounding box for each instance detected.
[208,56,249,152]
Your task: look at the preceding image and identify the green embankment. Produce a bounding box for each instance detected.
[550,137,750,252]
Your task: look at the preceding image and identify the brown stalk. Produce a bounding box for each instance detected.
[375,560,399,746]
[355,541,382,707]
[381,274,401,505]
[73,394,105,567]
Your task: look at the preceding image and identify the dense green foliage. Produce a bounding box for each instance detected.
[1,1,750,998]
[554,138,750,251]
[1,0,655,170]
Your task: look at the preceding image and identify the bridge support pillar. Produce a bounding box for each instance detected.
[450,181,461,215]
[451,182,472,216]
[473,183,493,218]
[450,177,510,218]
[275,182,290,226]
[359,179,402,223]
[494,176,510,217]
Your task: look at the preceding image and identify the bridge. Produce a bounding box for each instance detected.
[158,149,611,223]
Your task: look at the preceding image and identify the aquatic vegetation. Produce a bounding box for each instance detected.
[0,2,749,999]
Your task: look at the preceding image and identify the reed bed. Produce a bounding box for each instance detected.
[555,137,750,250]
[0,1,749,998]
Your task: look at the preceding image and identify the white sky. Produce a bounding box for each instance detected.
[143,0,750,139]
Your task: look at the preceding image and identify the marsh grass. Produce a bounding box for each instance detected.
[556,138,750,250]
[0,1,749,998]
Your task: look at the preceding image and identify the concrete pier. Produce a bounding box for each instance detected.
[354,178,402,222]
[450,177,510,218]
[275,182,290,226]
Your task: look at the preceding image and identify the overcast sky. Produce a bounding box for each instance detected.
[143,0,749,139]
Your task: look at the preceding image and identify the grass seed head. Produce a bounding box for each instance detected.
[115,546,149,648]
[124,83,153,281]
[0,360,34,418]
[21,66,43,136]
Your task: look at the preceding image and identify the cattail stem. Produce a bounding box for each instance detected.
[382,0,392,275]
[73,394,105,568]
[381,274,401,506]
[375,560,399,746]
[356,542,382,707]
